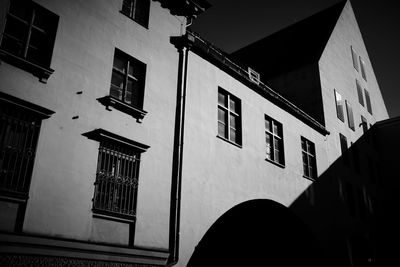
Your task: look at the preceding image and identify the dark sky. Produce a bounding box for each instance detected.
[190,0,400,118]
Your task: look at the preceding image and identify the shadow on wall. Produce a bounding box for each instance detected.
[187,199,323,267]
[187,118,400,267]
[289,119,400,267]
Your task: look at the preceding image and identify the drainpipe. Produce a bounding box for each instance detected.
[167,33,191,266]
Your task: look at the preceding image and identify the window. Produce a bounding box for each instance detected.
[351,46,359,72]
[346,100,355,131]
[121,0,150,27]
[361,115,368,134]
[98,48,148,120]
[359,56,367,81]
[265,115,284,166]
[364,89,373,115]
[0,92,53,199]
[334,90,345,122]
[301,137,317,180]
[0,0,59,82]
[339,133,349,165]
[356,79,364,106]
[83,129,149,220]
[217,88,242,146]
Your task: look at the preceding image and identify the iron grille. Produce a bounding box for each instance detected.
[0,101,41,198]
[93,141,140,219]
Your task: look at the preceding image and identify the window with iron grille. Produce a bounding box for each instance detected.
[356,79,364,106]
[0,0,59,81]
[351,46,359,72]
[334,90,345,122]
[364,89,373,115]
[359,56,367,81]
[346,100,355,131]
[93,141,140,219]
[121,0,150,27]
[110,48,146,110]
[265,115,284,166]
[83,129,149,220]
[217,88,242,146]
[301,137,317,180]
[0,96,51,199]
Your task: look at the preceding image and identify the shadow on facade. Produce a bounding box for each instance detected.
[289,119,400,267]
[187,199,323,267]
[187,118,400,267]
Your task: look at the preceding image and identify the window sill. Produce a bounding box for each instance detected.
[0,49,54,83]
[97,96,147,122]
[119,11,149,29]
[265,158,285,168]
[216,135,242,148]
[303,175,316,181]
[92,209,135,223]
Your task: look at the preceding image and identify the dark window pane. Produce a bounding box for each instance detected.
[9,1,31,21]
[218,107,226,122]
[229,98,236,113]
[356,80,364,106]
[113,55,126,73]
[265,118,271,132]
[351,46,359,71]
[229,114,236,129]
[218,92,226,107]
[122,0,133,16]
[218,122,226,138]
[335,90,345,122]
[364,89,372,115]
[230,128,236,143]
[273,123,278,135]
[346,101,355,131]
[0,35,24,56]
[111,71,124,89]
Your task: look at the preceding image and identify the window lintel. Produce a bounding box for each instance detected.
[0,92,55,118]
[82,128,150,152]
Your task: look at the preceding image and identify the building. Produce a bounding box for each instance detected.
[0,0,395,266]
[0,0,209,266]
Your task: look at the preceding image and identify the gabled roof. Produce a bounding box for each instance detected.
[231,1,347,77]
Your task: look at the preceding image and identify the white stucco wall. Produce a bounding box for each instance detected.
[0,0,183,250]
[319,1,389,164]
[178,51,330,266]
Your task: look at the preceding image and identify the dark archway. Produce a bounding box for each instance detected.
[187,199,323,267]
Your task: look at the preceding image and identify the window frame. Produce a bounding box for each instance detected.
[351,46,359,72]
[360,115,368,134]
[356,79,364,107]
[339,133,350,165]
[301,136,317,180]
[217,87,242,147]
[98,48,147,121]
[265,115,285,167]
[0,0,59,83]
[359,56,367,81]
[334,90,345,122]
[120,0,150,28]
[346,100,355,131]
[82,129,149,222]
[364,89,373,115]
